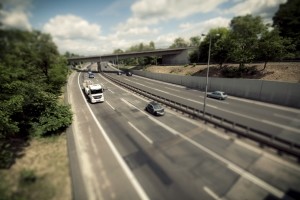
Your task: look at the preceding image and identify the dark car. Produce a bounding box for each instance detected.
[88,73,95,78]
[126,71,132,76]
[145,101,165,116]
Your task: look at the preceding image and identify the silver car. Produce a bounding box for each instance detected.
[207,91,228,100]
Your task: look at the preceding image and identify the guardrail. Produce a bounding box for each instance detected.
[102,72,300,160]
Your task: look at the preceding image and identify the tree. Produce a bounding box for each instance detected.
[169,37,188,48]
[189,36,201,47]
[228,15,267,69]
[114,48,124,53]
[209,28,230,68]
[0,29,72,138]
[257,28,295,70]
[273,0,300,56]
[149,41,155,50]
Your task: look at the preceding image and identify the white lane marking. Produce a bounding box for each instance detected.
[164,87,181,92]
[102,73,288,198]
[203,186,222,200]
[227,164,283,198]
[187,98,218,108]
[207,127,231,140]
[108,89,115,94]
[230,96,300,114]
[181,134,284,199]
[144,81,154,85]
[261,119,300,133]
[133,74,185,88]
[103,73,207,130]
[77,74,150,200]
[121,98,179,136]
[124,78,131,82]
[274,113,300,122]
[128,122,153,144]
[216,107,300,134]
[69,73,100,200]
[118,97,285,199]
[106,101,115,110]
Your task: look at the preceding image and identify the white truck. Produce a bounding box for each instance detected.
[83,80,104,103]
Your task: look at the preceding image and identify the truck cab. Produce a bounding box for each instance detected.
[83,80,104,103]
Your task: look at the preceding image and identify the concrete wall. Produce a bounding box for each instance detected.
[162,50,189,65]
[132,70,300,108]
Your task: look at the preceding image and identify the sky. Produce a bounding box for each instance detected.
[0,0,286,56]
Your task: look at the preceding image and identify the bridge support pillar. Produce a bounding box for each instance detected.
[97,62,102,72]
[162,49,189,65]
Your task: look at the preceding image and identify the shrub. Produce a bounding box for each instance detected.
[20,169,37,185]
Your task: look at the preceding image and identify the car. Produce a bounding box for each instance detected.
[145,101,165,116]
[207,91,227,100]
[126,71,132,76]
[117,71,123,75]
[88,73,95,78]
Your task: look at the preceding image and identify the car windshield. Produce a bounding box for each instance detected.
[91,89,103,94]
[152,104,162,109]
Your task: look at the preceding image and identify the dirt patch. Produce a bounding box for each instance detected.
[0,134,71,200]
[144,62,300,83]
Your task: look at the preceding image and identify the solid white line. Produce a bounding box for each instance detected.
[164,87,181,92]
[180,134,284,199]
[203,186,222,200]
[230,96,300,114]
[78,73,150,200]
[106,101,115,110]
[144,81,154,85]
[128,122,153,144]
[134,74,185,88]
[216,107,300,134]
[227,164,283,198]
[274,113,300,122]
[261,119,300,133]
[102,73,285,198]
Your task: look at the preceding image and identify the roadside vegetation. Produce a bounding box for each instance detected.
[114,0,299,79]
[0,8,73,199]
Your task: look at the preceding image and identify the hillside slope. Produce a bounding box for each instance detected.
[144,62,300,83]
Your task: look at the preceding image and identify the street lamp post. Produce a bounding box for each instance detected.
[202,33,219,117]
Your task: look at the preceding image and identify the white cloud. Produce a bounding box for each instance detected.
[43,15,102,40]
[0,0,32,30]
[177,17,230,39]
[225,0,287,20]
[118,0,226,32]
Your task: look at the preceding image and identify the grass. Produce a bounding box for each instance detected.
[0,134,71,200]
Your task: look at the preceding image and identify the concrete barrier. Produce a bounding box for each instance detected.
[132,70,300,108]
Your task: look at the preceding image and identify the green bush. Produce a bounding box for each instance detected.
[20,169,37,185]
[32,104,72,137]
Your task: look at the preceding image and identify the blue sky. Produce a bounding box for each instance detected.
[0,0,286,56]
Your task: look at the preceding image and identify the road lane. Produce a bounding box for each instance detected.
[109,73,300,146]
[94,69,300,199]
[69,64,300,200]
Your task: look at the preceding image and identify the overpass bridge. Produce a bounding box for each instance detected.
[68,48,190,66]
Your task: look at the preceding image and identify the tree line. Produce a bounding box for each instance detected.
[114,0,299,69]
[0,29,72,139]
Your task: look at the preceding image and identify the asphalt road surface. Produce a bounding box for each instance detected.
[67,63,300,200]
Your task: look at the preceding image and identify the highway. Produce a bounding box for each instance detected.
[67,63,300,200]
